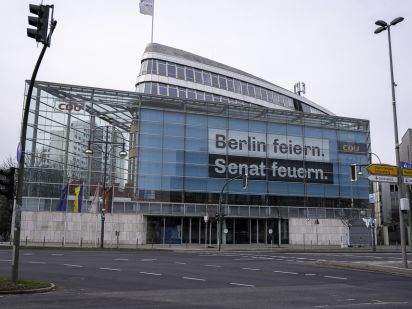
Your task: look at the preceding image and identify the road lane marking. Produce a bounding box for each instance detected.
[141,259,157,262]
[99,267,121,271]
[183,277,205,281]
[304,273,316,276]
[0,259,12,262]
[204,264,221,268]
[51,254,63,256]
[175,262,187,265]
[23,253,33,256]
[337,299,356,301]
[139,271,161,276]
[28,261,46,264]
[230,283,255,287]
[242,267,260,271]
[64,264,83,268]
[273,270,298,275]
[323,275,347,280]
[114,258,129,261]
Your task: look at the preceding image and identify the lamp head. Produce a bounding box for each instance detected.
[390,17,404,26]
[374,26,386,34]
[375,20,388,27]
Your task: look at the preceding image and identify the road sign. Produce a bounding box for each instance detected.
[367,164,398,176]
[400,161,412,169]
[402,168,412,177]
[368,175,398,183]
[404,177,412,185]
[369,193,375,204]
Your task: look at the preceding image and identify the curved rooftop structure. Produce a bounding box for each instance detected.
[135,43,334,116]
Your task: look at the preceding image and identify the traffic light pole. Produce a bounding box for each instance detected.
[11,20,57,282]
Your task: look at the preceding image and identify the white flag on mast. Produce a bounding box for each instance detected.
[89,183,100,214]
[139,0,153,16]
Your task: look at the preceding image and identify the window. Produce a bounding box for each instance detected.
[255,87,262,100]
[159,84,167,96]
[144,83,151,94]
[219,76,227,90]
[158,61,167,76]
[211,74,219,88]
[205,93,213,102]
[187,89,196,99]
[178,88,186,98]
[141,60,148,75]
[234,80,241,93]
[227,78,234,92]
[169,86,178,97]
[196,91,205,100]
[203,72,211,86]
[167,63,176,78]
[177,66,185,80]
[151,83,158,95]
[213,94,221,102]
[247,84,255,97]
[186,68,194,82]
[195,70,203,84]
[261,89,268,101]
[241,82,248,96]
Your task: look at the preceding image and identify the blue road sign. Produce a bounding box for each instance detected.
[400,161,412,169]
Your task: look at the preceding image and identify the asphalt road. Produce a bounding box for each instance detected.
[0,249,411,308]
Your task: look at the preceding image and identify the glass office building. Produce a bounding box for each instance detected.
[18,43,371,246]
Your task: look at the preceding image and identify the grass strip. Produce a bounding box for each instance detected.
[0,276,50,291]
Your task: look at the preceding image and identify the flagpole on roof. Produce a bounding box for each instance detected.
[151,0,154,43]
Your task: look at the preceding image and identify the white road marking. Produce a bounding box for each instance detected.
[242,267,260,271]
[64,264,83,268]
[51,254,63,256]
[175,262,187,265]
[23,253,33,256]
[323,275,347,280]
[273,270,298,275]
[204,264,221,268]
[337,298,355,301]
[28,261,46,264]
[286,259,295,262]
[139,271,161,276]
[305,273,316,276]
[0,259,11,262]
[141,259,157,262]
[114,258,129,261]
[99,267,121,271]
[297,260,305,263]
[230,282,255,287]
[182,277,205,281]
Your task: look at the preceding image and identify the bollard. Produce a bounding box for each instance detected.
[43,236,45,247]
[80,238,83,248]
[136,237,139,249]
[62,237,64,247]
[25,236,28,246]
[97,238,100,248]
[328,240,330,247]
[310,240,312,249]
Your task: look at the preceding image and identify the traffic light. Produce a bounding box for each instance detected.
[242,173,248,189]
[27,4,50,44]
[350,164,358,181]
[0,168,16,200]
[215,213,220,221]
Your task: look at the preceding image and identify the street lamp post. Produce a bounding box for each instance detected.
[217,173,248,251]
[374,17,408,268]
[84,126,127,249]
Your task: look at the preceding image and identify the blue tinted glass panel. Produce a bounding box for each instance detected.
[139,147,162,162]
[140,134,162,148]
[211,74,219,88]
[164,112,185,124]
[140,121,163,135]
[185,151,208,164]
[163,149,184,163]
[229,118,248,131]
[167,63,176,78]
[162,163,184,176]
[140,109,163,121]
[304,127,324,138]
[138,175,161,190]
[162,176,183,190]
[306,184,325,197]
[186,126,207,139]
[158,61,166,76]
[163,136,184,150]
[169,87,178,97]
[185,164,208,177]
[164,123,184,137]
[203,72,211,86]
[139,161,162,175]
[249,120,266,133]
[186,114,207,127]
[184,177,207,191]
[195,70,203,83]
[287,125,303,136]
[208,116,227,129]
[186,68,194,82]
[185,138,207,151]
[268,123,286,134]
[177,66,185,79]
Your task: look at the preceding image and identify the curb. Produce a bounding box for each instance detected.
[316,260,412,278]
[0,283,55,295]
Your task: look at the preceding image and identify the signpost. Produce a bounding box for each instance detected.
[402,168,412,177]
[367,164,398,176]
[368,175,398,183]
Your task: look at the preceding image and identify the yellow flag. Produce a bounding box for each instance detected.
[74,186,81,213]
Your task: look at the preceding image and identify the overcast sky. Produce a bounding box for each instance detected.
[1,0,411,165]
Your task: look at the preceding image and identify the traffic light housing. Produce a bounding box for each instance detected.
[350,164,358,181]
[27,4,50,44]
[0,168,16,200]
